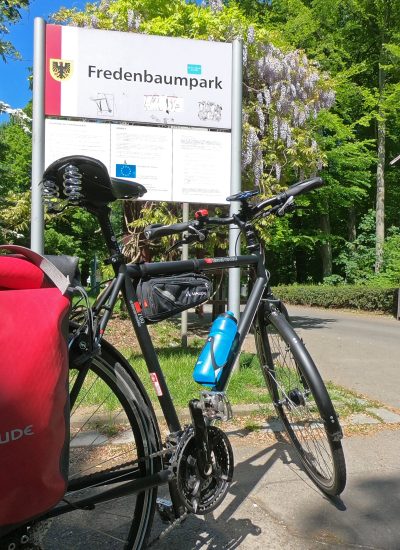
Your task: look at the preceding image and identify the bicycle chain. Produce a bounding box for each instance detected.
[69,444,190,547]
[66,447,171,491]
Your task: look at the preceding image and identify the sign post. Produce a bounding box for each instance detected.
[32,23,242,326]
[31,17,46,254]
[181,202,190,347]
[228,39,243,324]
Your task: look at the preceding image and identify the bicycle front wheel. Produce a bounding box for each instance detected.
[254,304,346,496]
[42,341,162,550]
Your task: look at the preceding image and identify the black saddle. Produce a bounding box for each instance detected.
[42,155,147,208]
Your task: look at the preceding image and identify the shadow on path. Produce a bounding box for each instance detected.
[288,315,337,330]
[152,432,345,549]
[300,474,400,548]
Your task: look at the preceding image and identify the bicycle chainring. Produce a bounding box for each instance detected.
[175,425,234,515]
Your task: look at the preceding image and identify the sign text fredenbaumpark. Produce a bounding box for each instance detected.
[45,25,232,129]
[44,25,233,204]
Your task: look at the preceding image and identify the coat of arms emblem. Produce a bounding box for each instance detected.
[49,59,73,81]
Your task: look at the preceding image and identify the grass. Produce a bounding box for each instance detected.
[72,318,381,421]
[123,346,272,408]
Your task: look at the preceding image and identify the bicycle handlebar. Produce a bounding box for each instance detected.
[286,177,323,197]
[143,222,194,240]
[144,177,324,241]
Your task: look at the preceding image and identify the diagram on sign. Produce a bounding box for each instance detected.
[198,101,222,122]
[91,93,115,116]
[144,95,184,114]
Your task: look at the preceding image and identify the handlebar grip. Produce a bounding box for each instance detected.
[286,177,324,198]
[144,221,192,240]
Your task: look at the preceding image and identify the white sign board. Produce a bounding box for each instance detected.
[44,119,111,166]
[110,124,173,201]
[172,129,231,203]
[45,25,232,130]
[45,119,231,204]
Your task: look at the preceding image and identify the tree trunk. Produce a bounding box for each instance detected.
[347,208,357,242]
[375,61,386,274]
[319,212,332,279]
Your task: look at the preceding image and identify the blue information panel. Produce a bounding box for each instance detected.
[187,64,202,75]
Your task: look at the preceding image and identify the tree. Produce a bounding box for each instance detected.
[247,0,400,281]
[0,0,30,61]
[54,0,336,268]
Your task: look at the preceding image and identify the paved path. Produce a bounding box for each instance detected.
[151,429,400,549]
[243,305,400,408]
[145,305,400,550]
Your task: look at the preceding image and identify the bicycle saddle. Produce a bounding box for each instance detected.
[43,155,147,208]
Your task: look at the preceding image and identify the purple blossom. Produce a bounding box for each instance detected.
[243,45,248,66]
[247,26,255,44]
[272,116,279,141]
[274,163,281,181]
[208,0,223,12]
[255,105,265,133]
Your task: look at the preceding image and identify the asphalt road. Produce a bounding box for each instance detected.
[149,305,400,549]
[283,305,400,408]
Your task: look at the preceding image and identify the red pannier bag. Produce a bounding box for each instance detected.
[0,245,71,533]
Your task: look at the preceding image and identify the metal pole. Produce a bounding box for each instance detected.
[228,39,243,321]
[181,202,190,347]
[31,17,46,253]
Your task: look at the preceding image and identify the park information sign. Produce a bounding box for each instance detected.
[32,19,241,317]
[45,120,231,203]
[45,25,232,130]
[44,25,233,204]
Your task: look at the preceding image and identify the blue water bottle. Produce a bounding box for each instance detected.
[193,311,238,388]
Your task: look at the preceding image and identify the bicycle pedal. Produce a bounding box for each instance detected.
[156,498,176,523]
[199,391,233,421]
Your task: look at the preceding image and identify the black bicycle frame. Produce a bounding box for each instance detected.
[42,207,272,518]
[90,207,271,437]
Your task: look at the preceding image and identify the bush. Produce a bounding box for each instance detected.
[273,284,398,314]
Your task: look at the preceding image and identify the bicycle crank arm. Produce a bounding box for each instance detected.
[189,399,213,477]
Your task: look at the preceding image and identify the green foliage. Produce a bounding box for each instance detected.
[381,227,400,286]
[44,208,105,277]
[0,119,31,195]
[337,209,377,283]
[274,284,397,314]
[0,190,31,245]
[0,0,29,61]
[337,209,400,286]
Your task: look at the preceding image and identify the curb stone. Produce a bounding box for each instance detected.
[154,403,400,427]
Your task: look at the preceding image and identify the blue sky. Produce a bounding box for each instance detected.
[0,0,90,110]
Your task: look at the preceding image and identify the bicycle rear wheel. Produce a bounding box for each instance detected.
[42,341,162,549]
[254,304,346,496]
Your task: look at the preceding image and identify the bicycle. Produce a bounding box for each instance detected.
[1,155,346,550]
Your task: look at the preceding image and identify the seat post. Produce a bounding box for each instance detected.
[95,207,124,269]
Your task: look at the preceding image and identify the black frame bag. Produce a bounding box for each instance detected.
[136,273,212,323]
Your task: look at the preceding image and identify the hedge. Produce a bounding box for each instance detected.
[272,285,399,314]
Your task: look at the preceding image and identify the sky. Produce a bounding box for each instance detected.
[0,0,89,111]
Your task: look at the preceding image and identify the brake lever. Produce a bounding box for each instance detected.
[165,229,208,254]
[187,224,207,241]
[277,196,295,216]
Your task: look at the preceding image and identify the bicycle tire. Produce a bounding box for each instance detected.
[254,304,346,496]
[41,340,162,549]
